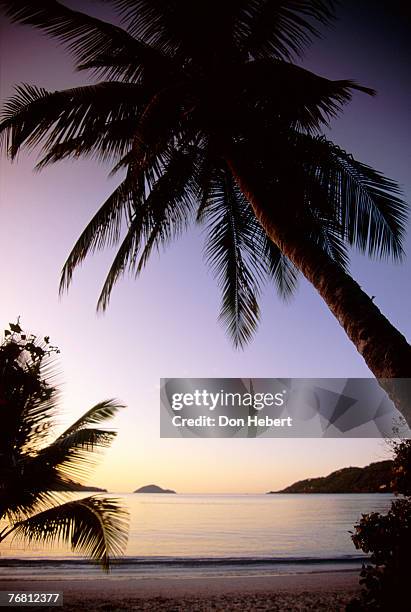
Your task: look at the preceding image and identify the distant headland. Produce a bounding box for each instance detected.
[268,460,393,494]
[134,484,176,494]
[60,484,107,492]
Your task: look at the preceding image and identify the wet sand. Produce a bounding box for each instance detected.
[0,569,360,610]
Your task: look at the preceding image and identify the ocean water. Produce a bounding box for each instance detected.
[0,493,393,570]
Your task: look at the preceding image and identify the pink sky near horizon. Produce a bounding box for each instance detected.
[0,1,410,493]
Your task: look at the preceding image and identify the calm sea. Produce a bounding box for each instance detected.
[0,493,393,577]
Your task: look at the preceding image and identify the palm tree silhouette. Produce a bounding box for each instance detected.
[0,322,128,570]
[0,1,410,421]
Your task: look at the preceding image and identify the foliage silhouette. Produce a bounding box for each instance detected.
[347,440,411,611]
[0,320,128,570]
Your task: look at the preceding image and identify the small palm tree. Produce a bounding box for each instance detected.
[0,1,410,421]
[0,321,128,570]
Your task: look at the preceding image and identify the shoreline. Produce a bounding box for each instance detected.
[0,555,365,578]
[0,554,365,565]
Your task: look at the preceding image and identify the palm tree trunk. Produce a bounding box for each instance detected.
[225,154,411,426]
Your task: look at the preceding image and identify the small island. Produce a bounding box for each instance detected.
[268,460,393,494]
[134,484,176,494]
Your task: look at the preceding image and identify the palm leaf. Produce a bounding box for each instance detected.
[306,212,350,269]
[133,147,198,271]
[57,399,123,438]
[104,0,333,62]
[96,146,197,310]
[11,496,129,570]
[262,238,299,300]
[236,130,406,265]
[201,168,263,347]
[59,156,149,294]
[241,59,375,133]
[38,400,123,481]
[103,0,184,56]
[241,0,336,60]
[0,82,145,160]
[104,0,240,64]
[0,0,168,77]
[2,401,123,519]
[89,161,157,311]
[297,135,407,260]
[93,204,149,311]
[198,154,300,341]
[34,117,140,170]
[0,487,64,526]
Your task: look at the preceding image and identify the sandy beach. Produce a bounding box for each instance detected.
[0,570,360,610]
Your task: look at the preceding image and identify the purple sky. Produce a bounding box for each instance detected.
[0,1,410,492]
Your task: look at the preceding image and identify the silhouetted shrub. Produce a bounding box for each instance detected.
[391,440,411,496]
[347,440,411,611]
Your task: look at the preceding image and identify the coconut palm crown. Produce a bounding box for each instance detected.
[0,321,128,570]
[0,1,410,420]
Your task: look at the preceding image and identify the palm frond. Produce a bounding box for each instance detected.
[102,0,184,56]
[298,135,407,260]
[0,0,168,77]
[2,401,123,520]
[133,148,197,272]
[242,60,375,132]
[0,82,144,160]
[0,488,65,526]
[262,238,299,300]
[307,213,350,269]
[241,0,336,60]
[197,152,299,339]
[57,400,123,438]
[11,496,129,570]
[90,158,160,311]
[34,118,137,170]
[77,52,155,82]
[105,1,333,63]
[96,146,197,310]
[3,434,121,521]
[52,427,116,453]
[30,436,114,491]
[201,168,264,348]
[59,171,143,293]
[93,205,149,312]
[104,0,241,65]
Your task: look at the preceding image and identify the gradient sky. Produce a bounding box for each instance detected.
[0,1,410,493]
